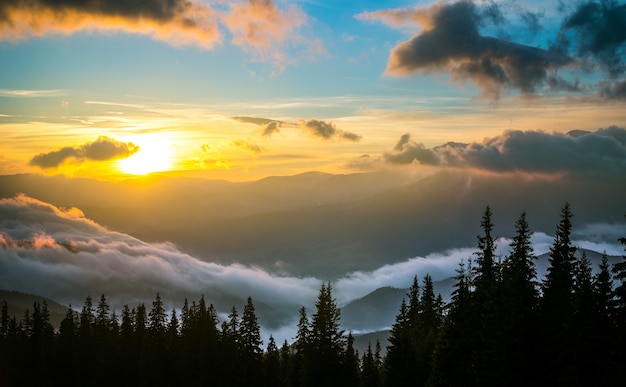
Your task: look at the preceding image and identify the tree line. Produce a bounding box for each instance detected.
[1,203,625,386]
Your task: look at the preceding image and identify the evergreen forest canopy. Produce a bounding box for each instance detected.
[1,203,625,387]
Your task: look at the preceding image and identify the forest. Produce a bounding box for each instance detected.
[1,203,625,387]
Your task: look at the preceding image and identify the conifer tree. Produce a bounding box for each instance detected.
[93,295,116,380]
[500,212,538,385]
[146,293,169,385]
[1,300,8,340]
[539,203,577,384]
[148,293,167,337]
[430,261,473,386]
[241,297,263,356]
[240,297,263,386]
[612,225,626,371]
[384,298,413,387]
[293,306,310,387]
[593,252,615,379]
[78,296,95,384]
[415,274,440,386]
[474,206,497,296]
[595,252,614,324]
[361,342,381,387]
[265,335,282,387]
[342,333,361,386]
[309,282,344,387]
[471,206,505,385]
[119,305,135,383]
[57,306,79,384]
[570,252,597,384]
[279,339,293,387]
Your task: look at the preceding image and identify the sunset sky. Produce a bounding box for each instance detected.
[2,0,625,181]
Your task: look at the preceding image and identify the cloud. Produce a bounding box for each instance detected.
[361,1,570,99]
[0,89,66,98]
[360,1,626,99]
[299,119,362,142]
[232,139,264,154]
[382,127,626,175]
[0,194,319,322]
[599,79,626,100]
[384,133,439,165]
[0,0,318,71]
[29,136,139,168]
[557,0,626,77]
[0,0,220,49]
[233,116,362,141]
[232,116,286,137]
[260,121,283,137]
[232,116,278,126]
[223,0,308,71]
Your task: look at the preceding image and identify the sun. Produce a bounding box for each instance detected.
[117,134,174,175]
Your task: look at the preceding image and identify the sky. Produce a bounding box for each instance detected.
[1,0,625,181]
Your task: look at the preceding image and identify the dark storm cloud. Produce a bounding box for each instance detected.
[374,1,570,98]
[558,0,626,76]
[29,136,139,168]
[299,119,362,142]
[360,0,626,99]
[383,127,626,175]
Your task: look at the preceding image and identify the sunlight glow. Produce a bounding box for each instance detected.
[117,134,174,175]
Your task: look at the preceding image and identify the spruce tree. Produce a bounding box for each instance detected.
[240,297,263,386]
[570,252,597,384]
[384,298,413,387]
[415,274,440,386]
[309,282,344,387]
[78,296,95,385]
[612,224,626,374]
[57,306,79,384]
[361,342,379,387]
[500,212,538,385]
[430,260,474,386]
[471,206,504,386]
[265,335,282,387]
[342,333,361,386]
[538,203,577,384]
[293,306,311,387]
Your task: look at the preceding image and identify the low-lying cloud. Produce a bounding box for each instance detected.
[1,195,624,340]
[30,136,139,168]
[382,127,626,176]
